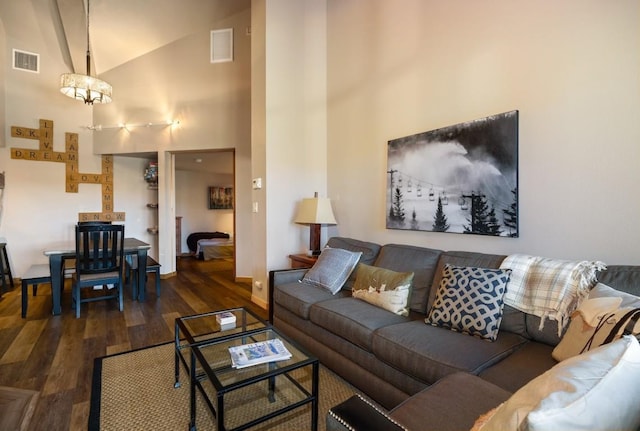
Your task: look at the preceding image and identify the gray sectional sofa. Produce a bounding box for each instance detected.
[269,237,640,431]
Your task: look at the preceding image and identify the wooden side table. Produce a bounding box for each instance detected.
[289,253,318,269]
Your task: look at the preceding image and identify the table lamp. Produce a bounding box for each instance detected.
[294,193,337,256]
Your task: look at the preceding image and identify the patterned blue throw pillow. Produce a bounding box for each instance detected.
[426,264,511,341]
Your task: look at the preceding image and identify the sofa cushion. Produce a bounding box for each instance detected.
[302,247,362,294]
[373,244,443,314]
[326,237,382,289]
[596,265,640,298]
[352,263,414,316]
[478,341,558,393]
[274,281,349,320]
[390,372,512,431]
[426,265,511,341]
[482,335,640,431]
[309,297,409,351]
[372,321,528,385]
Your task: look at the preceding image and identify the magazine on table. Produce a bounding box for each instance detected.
[228,338,292,369]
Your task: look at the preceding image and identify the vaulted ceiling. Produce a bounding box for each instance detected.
[56,0,248,75]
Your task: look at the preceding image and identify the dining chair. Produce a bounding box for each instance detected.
[72,223,125,318]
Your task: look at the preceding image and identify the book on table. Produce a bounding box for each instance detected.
[228,338,292,369]
[217,311,237,330]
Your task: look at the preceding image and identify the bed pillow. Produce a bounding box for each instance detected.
[301,247,362,294]
[481,335,640,431]
[426,264,511,341]
[351,263,414,316]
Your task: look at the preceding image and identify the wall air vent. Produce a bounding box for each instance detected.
[210,28,233,63]
[13,49,39,73]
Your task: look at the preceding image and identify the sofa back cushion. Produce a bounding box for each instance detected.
[326,237,382,289]
[373,244,442,314]
[428,251,528,339]
[596,265,640,297]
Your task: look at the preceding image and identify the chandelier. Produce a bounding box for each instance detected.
[59,0,112,104]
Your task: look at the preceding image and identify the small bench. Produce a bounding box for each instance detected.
[21,264,51,318]
[125,255,161,298]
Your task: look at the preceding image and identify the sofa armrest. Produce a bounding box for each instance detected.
[268,268,308,322]
[327,395,408,431]
[271,268,308,286]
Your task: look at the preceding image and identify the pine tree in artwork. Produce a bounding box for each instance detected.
[487,205,503,236]
[503,188,518,237]
[464,193,490,234]
[432,197,450,232]
[391,187,405,221]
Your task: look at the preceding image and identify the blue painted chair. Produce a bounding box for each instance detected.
[72,224,125,318]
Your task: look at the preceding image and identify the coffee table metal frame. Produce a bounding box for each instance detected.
[174,307,268,389]
[174,308,319,431]
[189,328,318,431]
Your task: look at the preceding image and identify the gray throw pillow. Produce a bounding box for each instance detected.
[302,247,362,294]
[426,264,511,341]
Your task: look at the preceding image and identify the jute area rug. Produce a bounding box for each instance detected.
[89,342,361,430]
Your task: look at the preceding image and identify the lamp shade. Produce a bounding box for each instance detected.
[294,197,337,225]
[60,73,112,104]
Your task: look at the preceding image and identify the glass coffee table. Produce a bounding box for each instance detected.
[175,308,267,388]
[175,309,319,431]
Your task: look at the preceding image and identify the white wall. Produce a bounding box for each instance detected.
[0,2,154,277]
[248,0,328,307]
[175,169,234,253]
[326,0,640,265]
[92,4,252,277]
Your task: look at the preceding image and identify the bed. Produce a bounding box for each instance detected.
[196,238,234,260]
[185,232,233,260]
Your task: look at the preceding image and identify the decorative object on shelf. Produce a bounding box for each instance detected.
[294,192,337,256]
[208,186,233,210]
[386,110,518,237]
[144,162,158,189]
[59,0,112,105]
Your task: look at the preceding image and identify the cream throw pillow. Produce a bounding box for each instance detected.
[552,298,640,362]
[481,335,640,431]
[352,263,413,316]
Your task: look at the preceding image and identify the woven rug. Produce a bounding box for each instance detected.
[89,342,360,430]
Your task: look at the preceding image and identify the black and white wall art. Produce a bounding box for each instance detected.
[386,111,518,237]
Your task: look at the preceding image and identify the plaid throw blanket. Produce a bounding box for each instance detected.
[500,254,606,336]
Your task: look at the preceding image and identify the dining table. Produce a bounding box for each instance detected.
[43,237,151,316]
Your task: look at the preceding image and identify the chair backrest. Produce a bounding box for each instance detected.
[75,224,125,275]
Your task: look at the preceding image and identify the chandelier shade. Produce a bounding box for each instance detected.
[59,0,112,105]
[60,72,112,104]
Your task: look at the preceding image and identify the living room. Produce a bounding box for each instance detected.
[1,1,638,308]
[1,0,639,429]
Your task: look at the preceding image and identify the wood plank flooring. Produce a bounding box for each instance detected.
[0,257,267,431]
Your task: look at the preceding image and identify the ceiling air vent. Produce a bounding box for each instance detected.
[210,29,233,63]
[13,49,39,73]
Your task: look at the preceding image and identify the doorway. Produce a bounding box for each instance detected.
[173,150,236,274]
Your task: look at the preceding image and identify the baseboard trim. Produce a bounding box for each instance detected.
[251,294,268,310]
[235,276,252,283]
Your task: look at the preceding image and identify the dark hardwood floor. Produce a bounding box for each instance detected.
[0,256,267,431]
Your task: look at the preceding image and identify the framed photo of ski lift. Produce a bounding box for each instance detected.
[386,110,519,237]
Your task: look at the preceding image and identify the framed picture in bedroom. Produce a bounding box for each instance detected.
[386,110,519,237]
[208,186,234,210]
